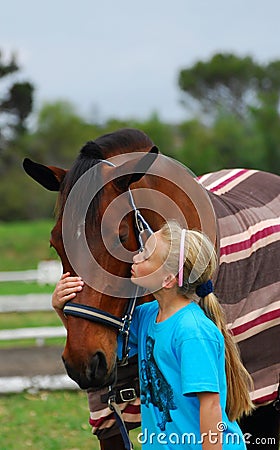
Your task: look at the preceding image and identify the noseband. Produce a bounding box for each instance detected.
[63,159,153,366]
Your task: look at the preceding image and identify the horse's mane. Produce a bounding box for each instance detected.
[58,128,154,223]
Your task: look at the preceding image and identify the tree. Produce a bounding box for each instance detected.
[25,100,100,167]
[0,49,34,163]
[178,53,280,173]
[178,53,280,120]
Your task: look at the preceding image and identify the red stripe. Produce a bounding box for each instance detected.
[88,403,140,427]
[123,404,141,414]
[220,224,280,256]
[253,390,278,404]
[231,309,280,336]
[89,411,114,427]
[208,169,249,192]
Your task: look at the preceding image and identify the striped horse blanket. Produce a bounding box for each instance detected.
[199,168,280,405]
[87,168,280,439]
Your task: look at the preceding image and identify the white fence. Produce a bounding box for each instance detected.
[0,263,78,393]
[0,326,66,346]
[0,260,63,343]
[0,262,63,344]
[0,260,62,284]
[0,293,64,346]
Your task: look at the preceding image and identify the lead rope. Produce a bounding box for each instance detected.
[107,387,134,450]
[98,160,152,449]
[106,286,141,450]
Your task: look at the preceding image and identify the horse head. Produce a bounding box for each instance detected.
[23,128,216,389]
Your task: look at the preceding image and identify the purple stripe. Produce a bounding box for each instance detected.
[207,169,249,192]
[220,224,280,256]
[231,309,280,336]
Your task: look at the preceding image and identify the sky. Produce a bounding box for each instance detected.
[2,0,280,123]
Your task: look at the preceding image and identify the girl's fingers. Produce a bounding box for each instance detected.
[61,291,77,300]
[61,285,83,297]
[53,273,84,310]
[61,272,70,279]
[62,280,84,289]
[57,277,83,294]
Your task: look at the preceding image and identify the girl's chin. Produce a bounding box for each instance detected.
[131,276,137,284]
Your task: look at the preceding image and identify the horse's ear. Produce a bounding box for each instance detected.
[113,146,159,192]
[23,158,67,191]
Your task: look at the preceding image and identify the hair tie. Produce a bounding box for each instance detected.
[178,229,186,287]
[196,280,213,298]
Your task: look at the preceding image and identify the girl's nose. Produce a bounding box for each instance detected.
[133,253,139,263]
[133,251,143,263]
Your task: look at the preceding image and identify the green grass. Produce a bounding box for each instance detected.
[0,390,142,449]
[0,221,141,448]
[0,281,55,295]
[0,219,61,347]
[0,311,64,348]
[0,311,60,329]
[0,337,65,349]
[0,219,57,271]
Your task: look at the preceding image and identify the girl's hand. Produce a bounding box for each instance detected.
[52,272,84,311]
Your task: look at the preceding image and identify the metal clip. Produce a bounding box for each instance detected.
[120,388,137,402]
[107,386,116,411]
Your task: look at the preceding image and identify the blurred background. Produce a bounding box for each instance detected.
[0,0,280,448]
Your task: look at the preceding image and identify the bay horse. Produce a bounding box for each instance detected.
[23,128,279,450]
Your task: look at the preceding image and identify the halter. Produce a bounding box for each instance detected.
[63,158,153,450]
[63,159,153,366]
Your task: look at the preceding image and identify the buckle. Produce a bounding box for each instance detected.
[119,388,137,402]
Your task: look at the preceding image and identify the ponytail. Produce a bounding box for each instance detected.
[199,293,254,421]
[160,220,254,421]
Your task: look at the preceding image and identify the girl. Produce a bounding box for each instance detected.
[53,220,253,449]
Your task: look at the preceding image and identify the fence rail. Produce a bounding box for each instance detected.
[0,267,70,392]
[0,270,38,282]
[0,260,62,284]
[0,293,53,313]
[0,326,66,346]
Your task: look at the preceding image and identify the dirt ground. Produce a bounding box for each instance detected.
[0,346,66,377]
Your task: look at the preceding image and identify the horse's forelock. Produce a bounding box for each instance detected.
[57,128,154,220]
[80,141,104,160]
[57,156,102,222]
[95,128,154,153]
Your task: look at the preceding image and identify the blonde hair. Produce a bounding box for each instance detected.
[160,220,254,421]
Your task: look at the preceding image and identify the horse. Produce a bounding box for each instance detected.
[23,128,280,450]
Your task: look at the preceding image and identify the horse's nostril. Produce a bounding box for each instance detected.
[62,351,115,389]
[90,351,107,381]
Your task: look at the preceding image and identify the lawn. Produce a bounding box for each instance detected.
[0,219,56,271]
[0,390,142,449]
[0,221,142,449]
[0,281,55,296]
[0,219,60,346]
[0,311,64,348]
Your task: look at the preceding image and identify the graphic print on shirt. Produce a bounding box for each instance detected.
[140,336,177,431]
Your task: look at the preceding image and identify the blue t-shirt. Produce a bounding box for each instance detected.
[122,300,246,449]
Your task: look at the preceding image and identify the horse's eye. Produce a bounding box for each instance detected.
[119,234,128,244]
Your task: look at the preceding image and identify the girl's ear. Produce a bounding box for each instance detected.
[162,273,177,289]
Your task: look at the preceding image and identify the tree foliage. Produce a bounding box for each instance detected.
[177,53,280,174]
[178,53,280,119]
[0,50,34,149]
[1,51,280,221]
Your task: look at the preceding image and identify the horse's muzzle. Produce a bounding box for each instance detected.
[62,351,116,389]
